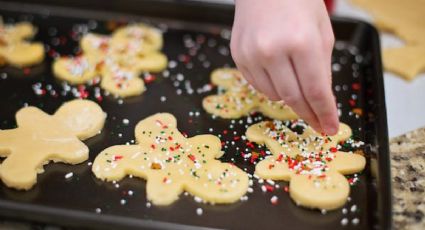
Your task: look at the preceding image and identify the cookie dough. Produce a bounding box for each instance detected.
[202,68,298,120]
[111,23,163,52]
[0,100,105,190]
[351,0,425,80]
[0,19,44,67]
[53,23,167,98]
[246,120,366,210]
[100,62,145,98]
[53,55,101,84]
[92,113,249,205]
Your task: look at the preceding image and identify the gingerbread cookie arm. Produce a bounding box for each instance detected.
[92,145,148,181]
[327,151,366,175]
[259,101,298,121]
[255,156,292,181]
[202,94,258,119]
[210,68,243,89]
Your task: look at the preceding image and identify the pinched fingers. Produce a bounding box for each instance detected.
[290,30,339,135]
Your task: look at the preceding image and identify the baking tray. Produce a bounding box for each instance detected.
[0,0,392,229]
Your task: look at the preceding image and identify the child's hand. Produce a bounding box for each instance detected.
[231,0,339,135]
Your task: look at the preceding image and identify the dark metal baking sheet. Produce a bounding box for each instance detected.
[0,1,391,229]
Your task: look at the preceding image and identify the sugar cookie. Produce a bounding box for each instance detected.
[203,68,298,120]
[53,23,167,98]
[0,100,105,190]
[52,55,101,84]
[93,113,249,205]
[0,19,44,67]
[246,120,365,210]
[111,23,163,52]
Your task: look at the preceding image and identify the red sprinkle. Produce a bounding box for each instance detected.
[144,74,156,84]
[188,154,196,162]
[265,185,274,192]
[330,147,338,153]
[113,155,123,161]
[352,83,361,90]
[283,186,289,192]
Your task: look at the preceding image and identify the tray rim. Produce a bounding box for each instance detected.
[0,1,392,229]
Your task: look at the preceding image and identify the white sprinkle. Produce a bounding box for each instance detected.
[194,196,203,203]
[350,204,357,212]
[160,96,167,102]
[128,190,134,196]
[247,187,254,193]
[341,218,348,226]
[321,209,327,215]
[196,208,203,216]
[95,208,102,214]
[270,196,278,204]
[266,179,275,186]
[120,199,126,205]
[122,119,130,125]
[342,208,348,214]
[146,202,151,208]
[352,218,360,225]
[64,172,73,179]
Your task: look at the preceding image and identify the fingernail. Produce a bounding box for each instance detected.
[325,124,338,136]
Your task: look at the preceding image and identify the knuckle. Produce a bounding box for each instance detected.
[254,38,277,60]
[280,93,300,106]
[305,86,327,100]
[286,33,309,53]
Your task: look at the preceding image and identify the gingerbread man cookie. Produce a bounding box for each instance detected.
[246,120,365,210]
[0,19,44,67]
[93,113,249,205]
[0,100,105,190]
[53,23,167,98]
[202,68,298,120]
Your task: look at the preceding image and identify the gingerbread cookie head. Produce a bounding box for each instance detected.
[246,120,366,210]
[202,68,298,120]
[93,113,249,205]
[110,23,163,53]
[0,99,105,190]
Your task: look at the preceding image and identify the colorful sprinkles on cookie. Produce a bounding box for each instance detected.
[92,113,249,205]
